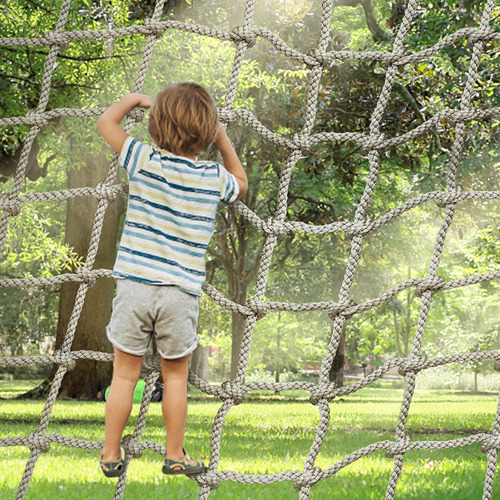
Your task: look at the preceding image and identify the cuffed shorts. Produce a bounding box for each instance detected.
[106,279,199,359]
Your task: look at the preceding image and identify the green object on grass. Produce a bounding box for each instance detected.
[104,379,146,403]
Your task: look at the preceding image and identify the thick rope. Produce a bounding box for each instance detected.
[0,0,499,498]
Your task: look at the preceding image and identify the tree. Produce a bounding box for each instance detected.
[0,0,186,396]
[2,0,497,394]
[0,204,81,358]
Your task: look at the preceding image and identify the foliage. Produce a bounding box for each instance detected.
[0,0,498,387]
[0,203,82,356]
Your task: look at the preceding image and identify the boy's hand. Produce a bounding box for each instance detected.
[214,123,228,149]
[97,93,153,153]
[129,93,153,108]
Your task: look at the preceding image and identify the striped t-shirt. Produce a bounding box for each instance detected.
[112,135,240,296]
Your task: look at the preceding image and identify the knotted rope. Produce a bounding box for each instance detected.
[0,0,499,499]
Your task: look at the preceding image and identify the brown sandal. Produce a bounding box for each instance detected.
[162,449,205,475]
[100,446,126,478]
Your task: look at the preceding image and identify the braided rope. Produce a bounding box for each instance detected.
[1,0,499,498]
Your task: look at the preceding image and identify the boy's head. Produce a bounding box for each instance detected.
[149,82,218,157]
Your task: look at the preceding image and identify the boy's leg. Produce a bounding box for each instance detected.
[102,348,143,461]
[161,354,198,465]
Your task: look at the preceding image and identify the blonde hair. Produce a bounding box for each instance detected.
[148,82,218,156]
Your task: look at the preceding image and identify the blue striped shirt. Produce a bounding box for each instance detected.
[112,136,240,295]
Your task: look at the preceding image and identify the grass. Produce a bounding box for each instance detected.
[0,381,499,499]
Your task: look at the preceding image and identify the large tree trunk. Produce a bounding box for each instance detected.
[52,149,123,399]
[230,310,247,379]
[214,203,254,381]
[329,330,346,387]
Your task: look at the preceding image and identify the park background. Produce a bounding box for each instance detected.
[0,0,499,498]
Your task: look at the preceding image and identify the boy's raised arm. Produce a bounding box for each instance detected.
[97,94,153,153]
[215,124,248,197]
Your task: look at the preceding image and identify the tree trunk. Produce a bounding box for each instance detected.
[329,330,346,387]
[275,314,281,384]
[230,309,247,380]
[393,309,403,357]
[52,150,123,399]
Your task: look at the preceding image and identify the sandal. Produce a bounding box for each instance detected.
[100,446,126,478]
[162,449,205,475]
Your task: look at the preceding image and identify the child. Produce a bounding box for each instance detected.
[96,82,248,477]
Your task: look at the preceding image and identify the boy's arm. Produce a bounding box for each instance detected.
[215,124,248,197]
[97,94,153,153]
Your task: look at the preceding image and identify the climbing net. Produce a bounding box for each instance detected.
[1,0,500,498]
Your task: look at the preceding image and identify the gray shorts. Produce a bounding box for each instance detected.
[106,279,200,359]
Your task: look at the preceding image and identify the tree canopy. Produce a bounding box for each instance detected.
[0,0,498,394]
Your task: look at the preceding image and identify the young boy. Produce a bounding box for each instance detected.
[96,82,247,477]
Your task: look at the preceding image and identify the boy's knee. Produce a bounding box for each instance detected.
[113,373,140,390]
[161,356,189,380]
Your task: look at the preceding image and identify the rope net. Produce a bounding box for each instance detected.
[0,0,499,498]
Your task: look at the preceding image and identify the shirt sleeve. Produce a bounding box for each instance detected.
[219,164,240,203]
[118,136,151,178]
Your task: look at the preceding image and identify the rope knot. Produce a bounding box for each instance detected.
[386,435,411,458]
[437,188,462,208]
[217,107,238,126]
[196,471,220,489]
[264,217,288,239]
[327,299,357,320]
[309,387,332,405]
[231,26,257,47]
[128,107,145,123]
[398,355,426,377]
[123,434,142,458]
[75,267,97,287]
[143,19,166,37]
[3,201,21,217]
[290,133,313,156]
[25,110,49,130]
[359,133,388,155]
[95,182,119,202]
[27,431,51,453]
[220,381,245,405]
[293,466,323,489]
[43,31,69,50]
[481,434,500,453]
[245,298,267,319]
[344,218,372,240]
[307,48,327,67]
[52,350,76,371]
[143,354,162,372]
[380,49,412,70]
[467,26,497,48]
[415,276,444,297]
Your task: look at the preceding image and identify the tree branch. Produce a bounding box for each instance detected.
[2,46,142,63]
[1,74,100,91]
[369,71,442,152]
[336,0,392,42]
[360,0,392,42]
[23,0,55,15]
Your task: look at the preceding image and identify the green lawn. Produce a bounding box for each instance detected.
[0,381,499,499]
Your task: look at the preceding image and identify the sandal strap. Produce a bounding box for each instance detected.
[164,450,205,474]
[100,446,126,472]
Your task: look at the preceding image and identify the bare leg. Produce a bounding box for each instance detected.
[102,348,142,462]
[161,354,198,467]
